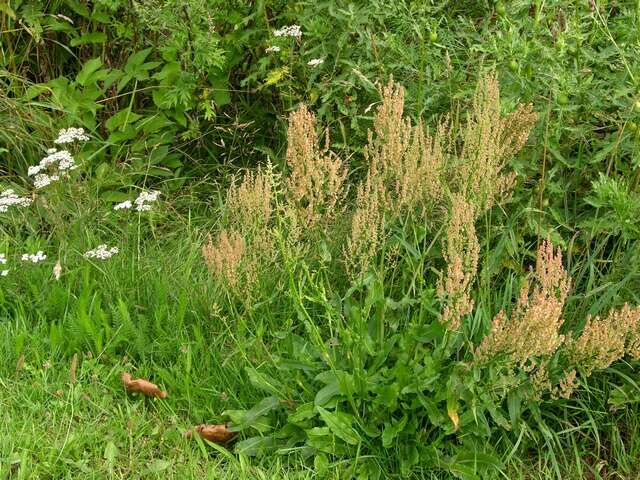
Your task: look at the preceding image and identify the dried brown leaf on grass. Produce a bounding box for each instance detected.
[121,372,168,399]
[185,423,237,444]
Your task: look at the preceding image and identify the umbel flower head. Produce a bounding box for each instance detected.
[84,245,119,260]
[84,244,119,260]
[112,191,160,212]
[21,251,47,263]
[0,189,32,212]
[0,253,7,276]
[54,127,89,144]
[273,25,302,38]
[28,148,78,189]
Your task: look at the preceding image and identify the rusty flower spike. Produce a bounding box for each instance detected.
[186,423,237,444]
[121,372,167,399]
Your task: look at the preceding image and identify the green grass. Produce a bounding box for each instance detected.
[0,208,638,479]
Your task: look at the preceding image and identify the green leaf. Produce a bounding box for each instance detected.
[148,459,172,473]
[246,367,284,397]
[227,396,279,431]
[125,48,153,70]
[234,436,276,456]
[288,402,316,425]
[76,58,104,86]
[70,32,107,47]
[382,414,407,448]
[105,110,142,132]
[315,380,340,407]
[317,406,360,445]
[103,441,118,465]
[100,191,131,202]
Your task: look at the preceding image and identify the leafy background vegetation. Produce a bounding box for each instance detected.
[1,0,640,478]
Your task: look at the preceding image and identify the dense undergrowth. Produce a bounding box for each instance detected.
[2,1,640,479]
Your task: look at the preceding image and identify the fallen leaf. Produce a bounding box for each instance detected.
[121,372,167,399]
[186,423,237,444]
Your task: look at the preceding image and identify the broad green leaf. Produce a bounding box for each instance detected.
[234,436,276,456]
[70,32,107,47]
[288,402,316,424]
[105,110,142,132]
[148,459,171,473]
[315,380,340,407]
[103,441,118,465]
[381,414,407,448]
[100,191,131,202]
[76,58,104,86]
[227,396,279,431]
[317,406,360,445]
[245,367,283,397]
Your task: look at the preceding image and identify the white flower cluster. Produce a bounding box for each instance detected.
[273,25,302,38]
[0,189,32,213]
[307,58,324,67]
[84,245,119,260]
[113,190,160,212]
[28,148,78,189]
[0,253,8,276]
[21,251,47,263]
[113,200,132,211]
[135,190,160,211]
[265,46,281,53]
[54,127,89,144]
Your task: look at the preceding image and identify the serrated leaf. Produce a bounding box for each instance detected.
[76,58,103,86]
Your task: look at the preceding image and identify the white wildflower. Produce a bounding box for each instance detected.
[32,149,76,173]
[113,200,133,211]
[0,254,6,264]
[84,244,119,260]
[33,174,58,189]
[265,46,281,53]
[1,270,8,276]
[28,165,42,176]
[273,25,302,38]
[0,189,32,213]
[54,127,89,144]
[21,251,47,263]
[134,190,160,212]
[29,149,76,188]
[307,58,324,67]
